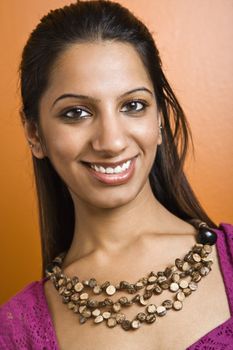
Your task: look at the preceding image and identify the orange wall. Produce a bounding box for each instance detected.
[0,0,232,304]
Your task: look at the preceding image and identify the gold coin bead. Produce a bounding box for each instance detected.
[94,315,104,324]
[136,312,146,322]
[103,311,111,319]
[107,317,117,328]
[156,305,167,316]
[116,313,126,324]
[162,299,173,309]
[173,300,183,310]
[176,291,186,302]
[45,239,215,331]
[179,280,189,289]
[74,282,83,292]
[147,304,156,314]
[106,285,116,296]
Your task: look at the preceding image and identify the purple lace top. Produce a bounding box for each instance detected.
[0,223,233,349]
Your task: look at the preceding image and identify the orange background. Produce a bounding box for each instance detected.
[0,0,232,305]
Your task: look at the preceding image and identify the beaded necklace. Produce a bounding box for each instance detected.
[45,220,217,331]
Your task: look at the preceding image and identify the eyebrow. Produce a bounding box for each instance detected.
[51,87,153,109]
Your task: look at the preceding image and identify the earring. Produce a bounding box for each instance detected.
[28,140,34,148]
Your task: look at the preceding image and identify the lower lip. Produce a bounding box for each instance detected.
[85,157,137,186]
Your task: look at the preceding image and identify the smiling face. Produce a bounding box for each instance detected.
[28,41,162,209]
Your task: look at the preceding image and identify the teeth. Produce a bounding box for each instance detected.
[106,167,114,174]
[122,163,126,171]
[114,166,122,174]
[90,159,132,174]
[99,166,105,174]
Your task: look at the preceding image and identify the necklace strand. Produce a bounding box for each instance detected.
[45,221,217,331]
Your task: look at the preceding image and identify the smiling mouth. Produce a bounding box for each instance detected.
[83,157,136,173]
[90,159,132,174]
[82,156,137,185]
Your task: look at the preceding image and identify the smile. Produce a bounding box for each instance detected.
[83,157,137,185]
[90,160,131,174]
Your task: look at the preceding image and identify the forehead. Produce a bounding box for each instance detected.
[46,41,153,97]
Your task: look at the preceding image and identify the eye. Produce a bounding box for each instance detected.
[61,107,92,120]
[120,100,148,113]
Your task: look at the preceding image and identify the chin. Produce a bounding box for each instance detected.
[85,181,148,210]
[69,172,150,210]
[93,195,135,210]
[71,184,141,210]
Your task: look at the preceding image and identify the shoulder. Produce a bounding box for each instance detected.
[0,278,57,349]
[0,279,45,319]
[214,222,233,259]
[218,222,233,233]
[214,223,233,309]
[215,222,233,246]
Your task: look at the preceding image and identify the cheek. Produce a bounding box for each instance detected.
[42,126,83,162]
[43,129,82,186]
[131,118,159,151]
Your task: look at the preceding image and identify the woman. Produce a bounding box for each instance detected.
[0,1,232,349]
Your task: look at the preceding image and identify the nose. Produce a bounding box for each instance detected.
[91,113,128,156]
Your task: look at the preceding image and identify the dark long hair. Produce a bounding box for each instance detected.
[20,0,216,274]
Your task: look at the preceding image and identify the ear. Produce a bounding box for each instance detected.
[157,113,162,146]
[21,111,47,159]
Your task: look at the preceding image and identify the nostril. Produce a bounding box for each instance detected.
[92,134,128,154]
[91,121,127,151]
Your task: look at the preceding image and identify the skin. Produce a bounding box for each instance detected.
[23,41,231,349]
[25,40,192,259]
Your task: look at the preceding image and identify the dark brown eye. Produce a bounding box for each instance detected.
[121,100,147,113]
[62,107,91,119]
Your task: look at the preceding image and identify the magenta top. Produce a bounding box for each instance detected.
[0,223,233,349]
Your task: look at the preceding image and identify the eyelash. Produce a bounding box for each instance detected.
[120,99,149,113]
[60,99,149,121]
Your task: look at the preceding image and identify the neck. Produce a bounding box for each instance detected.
[65,181,192,264]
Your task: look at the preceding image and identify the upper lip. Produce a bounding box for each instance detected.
[82,156,137,167]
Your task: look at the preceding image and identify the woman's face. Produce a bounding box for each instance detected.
[34,41,162,209]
